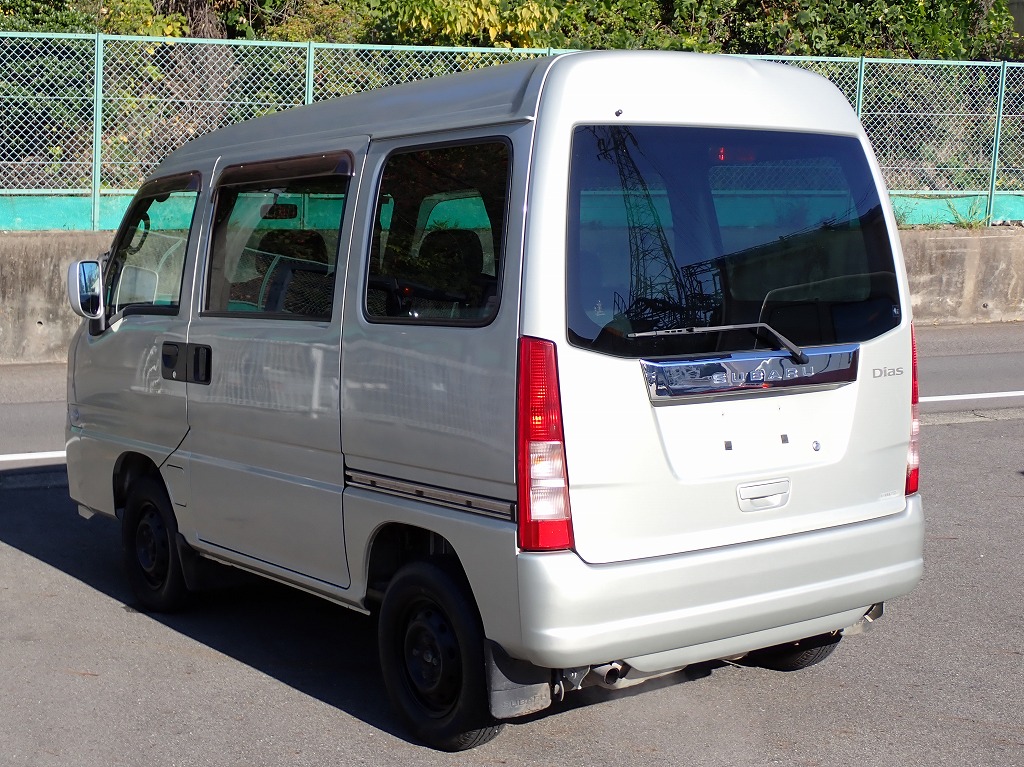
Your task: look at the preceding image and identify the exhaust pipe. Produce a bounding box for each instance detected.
[555,662,684,696]
[590,662,624,687]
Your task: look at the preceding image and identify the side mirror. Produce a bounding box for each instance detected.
[67,260,104,320]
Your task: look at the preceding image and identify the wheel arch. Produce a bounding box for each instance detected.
[343,493,523,655]
[112,451,162,519]
[364,522,472,607]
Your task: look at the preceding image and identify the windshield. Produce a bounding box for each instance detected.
[566,126,900,358]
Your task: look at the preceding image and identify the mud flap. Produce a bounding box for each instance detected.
[485,641,552,719]
[174,534,249,591]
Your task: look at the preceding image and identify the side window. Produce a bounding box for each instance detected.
[366,141,510,324]
[205,160,350,320]
[104,173,199,318]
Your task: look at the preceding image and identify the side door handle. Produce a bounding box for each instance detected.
[161,342,187,382]
[187,344,213,385]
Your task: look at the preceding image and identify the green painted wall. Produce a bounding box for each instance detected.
[0,195,133,231]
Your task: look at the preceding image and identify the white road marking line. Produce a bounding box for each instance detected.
[921,390,1024,403]
[3,392,1024,461]
[0,450,67,463]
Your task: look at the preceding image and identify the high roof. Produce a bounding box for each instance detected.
[153,50,850,180]
[154,53,557,177]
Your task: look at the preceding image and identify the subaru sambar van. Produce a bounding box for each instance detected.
[66,50,924,750]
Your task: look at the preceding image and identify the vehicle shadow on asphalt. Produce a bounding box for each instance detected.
[0,468,725,746]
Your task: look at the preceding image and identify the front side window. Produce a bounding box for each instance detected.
[104,173,199,318]
[567,126,899,358]
[205,161,350,320]
[365,141,510,324]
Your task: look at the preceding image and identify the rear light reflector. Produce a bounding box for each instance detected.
[906,324,920,495]
[517,336,574,551]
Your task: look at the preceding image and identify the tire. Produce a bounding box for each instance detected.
[750,632,841,672]
[122,474,189,613]
[378,561,504,751]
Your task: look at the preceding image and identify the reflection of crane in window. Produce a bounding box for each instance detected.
[594,126,715,330]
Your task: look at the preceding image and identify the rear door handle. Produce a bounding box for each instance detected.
[737,479,791,512]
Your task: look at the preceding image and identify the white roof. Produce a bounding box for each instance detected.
[154,51,855,180]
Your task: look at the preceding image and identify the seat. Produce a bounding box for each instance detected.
[417,229,488,313]
[257,229,329,264]
[257,229,333,315]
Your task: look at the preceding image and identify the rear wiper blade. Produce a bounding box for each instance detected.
[627,322,810,365]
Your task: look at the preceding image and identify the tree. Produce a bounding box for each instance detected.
[538,0,673,49]
[0,0,93,31]
[530,0,1017,60]
[151,0,236,38]
[95,0,189,36]
[722,0,1016,60]
[367,0,558,47]
[263,0,373,42]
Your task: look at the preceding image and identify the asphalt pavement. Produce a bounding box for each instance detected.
[2,321,1022,458]
[0,323,1022,765]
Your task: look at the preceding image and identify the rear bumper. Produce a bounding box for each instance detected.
[512,494,923,671]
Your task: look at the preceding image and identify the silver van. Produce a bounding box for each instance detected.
[66,50,923,750]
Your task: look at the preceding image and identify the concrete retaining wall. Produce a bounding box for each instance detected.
[1,229,1022,364]
[901,228,1024,324]
[0,232,112,365]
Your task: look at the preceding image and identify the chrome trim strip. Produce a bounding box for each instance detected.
[640,344,859,402]
[345,470,515,521]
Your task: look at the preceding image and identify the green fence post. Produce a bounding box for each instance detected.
[855,56,865,117]
[305,42,315,105]
[91,33,105,231]
[987,61,1008,226]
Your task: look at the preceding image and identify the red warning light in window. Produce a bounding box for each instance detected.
[710,146,757,163]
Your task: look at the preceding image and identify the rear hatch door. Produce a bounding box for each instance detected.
[559,124,912,565]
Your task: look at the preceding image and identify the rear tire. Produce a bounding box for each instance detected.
[750,632,841,672]
[378,561,504,751]
[122,474,189,613]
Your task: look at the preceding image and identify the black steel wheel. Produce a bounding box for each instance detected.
[122,474,188,612]
[378,561,503,751]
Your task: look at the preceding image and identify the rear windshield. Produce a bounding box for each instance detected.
[567,126,900,358]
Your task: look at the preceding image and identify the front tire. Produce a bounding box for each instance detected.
[122,474,189,612]
[378,561,503,751]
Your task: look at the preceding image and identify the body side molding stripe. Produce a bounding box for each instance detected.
[345,470,515,521]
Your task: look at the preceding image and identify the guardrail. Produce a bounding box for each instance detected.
[2,31,1023,229]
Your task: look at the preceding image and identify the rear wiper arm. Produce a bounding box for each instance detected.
[627,322,810,365]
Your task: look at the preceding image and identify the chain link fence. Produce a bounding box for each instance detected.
[0,34,95,192]
[2,31,1024,228]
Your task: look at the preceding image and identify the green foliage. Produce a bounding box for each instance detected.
[264,0,373,42]
[367,0,558,47]
[97,0,189,36]
[946,195,990,227]
[671,0,737,52]
[534,0,1017,59]
[533,0,671,50]
[0,0,1018,62]
[0,0,93,31]
[724,0,1017,60]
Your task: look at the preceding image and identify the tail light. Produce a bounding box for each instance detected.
[516,336,574,551]
[906,323,920,495]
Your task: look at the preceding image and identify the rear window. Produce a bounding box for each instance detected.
[567,126,900,358]
[365,141,509,325]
